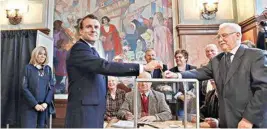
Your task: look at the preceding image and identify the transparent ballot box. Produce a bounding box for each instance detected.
[132,78,200,128]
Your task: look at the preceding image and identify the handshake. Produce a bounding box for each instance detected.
[163,70,181,78]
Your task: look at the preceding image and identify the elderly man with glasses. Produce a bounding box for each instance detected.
[164,23,267,128]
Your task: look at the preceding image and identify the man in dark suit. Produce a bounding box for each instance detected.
[64,14,162,128]
[164,23,267,128]
[144,49,167,90]
[144,49,168,78]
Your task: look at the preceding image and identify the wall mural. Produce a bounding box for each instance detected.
[53,0,174,94]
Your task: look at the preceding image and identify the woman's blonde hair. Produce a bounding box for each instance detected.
[29,46,49,65]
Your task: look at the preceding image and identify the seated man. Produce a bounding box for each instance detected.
[190,79,219,128]
[117,72,172,122]
[105,76,126,121]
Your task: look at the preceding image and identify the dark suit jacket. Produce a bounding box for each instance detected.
[65,39,140,128]
[200,89,219,121]
[150,64,168,89]
[256,31,266,50]
[151,64,168,78]
[181,45,267,127]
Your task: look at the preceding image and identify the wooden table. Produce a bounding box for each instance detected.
[104,119,196,128]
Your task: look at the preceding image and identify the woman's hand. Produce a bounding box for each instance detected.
[35,104,45,111]
[41,103,48,109]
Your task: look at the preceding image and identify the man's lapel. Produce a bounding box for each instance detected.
[137,93,142,113]
[217,53,226,95]
[148,91,156,114]
[225,46,245,84]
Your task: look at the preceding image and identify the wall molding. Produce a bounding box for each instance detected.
[239,16,257,33]
[176,24,219,35]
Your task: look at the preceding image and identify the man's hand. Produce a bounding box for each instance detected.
[204,118,219,128]
[41,103,48,109]
[164,70,180,78]
[200,122,212,128]
[238,118,253,128]
[178,94,192,101]
[125,111,134,120]
[138,115,157,122]
[34,104,45,111]
[107,116,118,122]
[144,60,163,71]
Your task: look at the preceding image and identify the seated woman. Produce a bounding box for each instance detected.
[170,49,196,120]
[117,72,172,122]
[105,76,126,121]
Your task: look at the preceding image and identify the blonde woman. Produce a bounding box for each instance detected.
[21,46,54,128]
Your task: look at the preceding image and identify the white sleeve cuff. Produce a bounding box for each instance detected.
[139,64,144,74]
[177,73,182,78]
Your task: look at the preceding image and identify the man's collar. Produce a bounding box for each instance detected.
[80,38,94,47]
[140,90,151,97]
[230,44,241,55]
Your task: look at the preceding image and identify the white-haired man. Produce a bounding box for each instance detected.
[117,72,172,122]
[200,44,219,105]
[165,23,267,128]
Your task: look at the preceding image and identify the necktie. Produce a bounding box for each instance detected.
[141,93,148,115]
[225,52,233,71]
[221,52,233,83]
[91,47,100,57]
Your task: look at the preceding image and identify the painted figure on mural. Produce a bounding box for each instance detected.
[53,20,70,94]
[124,19,148,60]
[100,16,123,61]
[55,41,68,93]
[152,12,174,68]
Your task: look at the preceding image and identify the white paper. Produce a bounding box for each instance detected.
[111,120,134,128]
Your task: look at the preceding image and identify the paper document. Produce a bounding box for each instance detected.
[111,120,134,128]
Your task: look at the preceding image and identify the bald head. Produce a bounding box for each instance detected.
[205,44,218,60]
[137,72,152,93]
[138,72,152,79]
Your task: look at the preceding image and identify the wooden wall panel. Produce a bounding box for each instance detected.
[176,24,220,67]
[239,16,258,44]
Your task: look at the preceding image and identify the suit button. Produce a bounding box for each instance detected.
[78,88,81,90]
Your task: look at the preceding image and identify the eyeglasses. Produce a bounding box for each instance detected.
[215,32,237,40]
